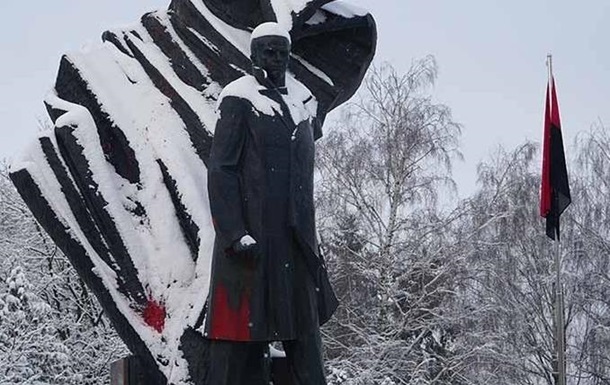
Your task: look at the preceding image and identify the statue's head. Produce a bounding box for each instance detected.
[250,22,291,87]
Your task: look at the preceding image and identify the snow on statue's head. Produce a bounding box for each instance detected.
[251,22,291,47]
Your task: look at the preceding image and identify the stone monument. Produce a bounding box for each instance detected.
[9,1,376,383]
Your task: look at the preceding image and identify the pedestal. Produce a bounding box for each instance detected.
[111,355,293,384]
[110,356,162,385]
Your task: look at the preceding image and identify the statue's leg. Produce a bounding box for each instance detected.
[208,340,269,385]
[281,237,327,385]
[283,329,327,385]
[242,343,271,385]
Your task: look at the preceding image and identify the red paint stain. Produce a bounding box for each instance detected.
[143,299,166,333]
[210,284,251,341]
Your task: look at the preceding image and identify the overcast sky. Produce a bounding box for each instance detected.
[1,1,608,197]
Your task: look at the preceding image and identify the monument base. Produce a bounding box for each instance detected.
[110,356,162,385]
[110,355,294,384]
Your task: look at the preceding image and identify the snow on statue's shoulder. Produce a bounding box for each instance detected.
[216,74,317,125]
[285,75,317,124]
[217,75,280,117]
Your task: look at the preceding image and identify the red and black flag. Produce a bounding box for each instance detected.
[540,76,571,240]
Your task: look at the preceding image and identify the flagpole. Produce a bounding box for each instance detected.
[547,53,566,385]
[554,235,566,385]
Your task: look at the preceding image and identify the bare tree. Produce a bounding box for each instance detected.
[567,122,610,385]
[317,58,466,385]
[456,129,610,385]
[455,142,559,385]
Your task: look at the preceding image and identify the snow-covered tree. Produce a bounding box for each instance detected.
[317,58,467,385]
[566,123,610,385]
[455,129,610,385]
[0,166,128,384]
[454,142,558,385]
[0,266,76,384]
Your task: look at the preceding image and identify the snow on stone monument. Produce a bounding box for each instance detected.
[9,0,376,383]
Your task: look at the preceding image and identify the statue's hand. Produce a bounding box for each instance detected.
[232,234,258,254]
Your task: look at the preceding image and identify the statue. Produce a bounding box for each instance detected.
[9,1,376,383]
[205,22,336,384]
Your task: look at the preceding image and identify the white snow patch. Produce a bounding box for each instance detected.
[284,75,317,125]
[269,0,312,30]
[305,10,327,25]
[292,54,334,86]
[218,74,317,126]
[251,22,291,43]
[218,75,281,117]
[189,1,252,57]
[187,27,221,55]
[322,0,368,18]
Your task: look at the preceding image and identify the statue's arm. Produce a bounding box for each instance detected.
[208,96,249,249]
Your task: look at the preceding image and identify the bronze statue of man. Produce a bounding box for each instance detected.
[205,22,338,385]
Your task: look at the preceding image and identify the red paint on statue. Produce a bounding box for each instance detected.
[143,299,166,333]
[210,284,251,340]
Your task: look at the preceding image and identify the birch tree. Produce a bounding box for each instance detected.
[457,131,610,385]
[317,58,466,385]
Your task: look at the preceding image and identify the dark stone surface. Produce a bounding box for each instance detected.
[111,356,165,385]
[179,328,211,385]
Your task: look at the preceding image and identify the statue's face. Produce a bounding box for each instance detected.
[251,35,291,81]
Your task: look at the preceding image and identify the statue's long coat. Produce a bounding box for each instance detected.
[204,75,338,341]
